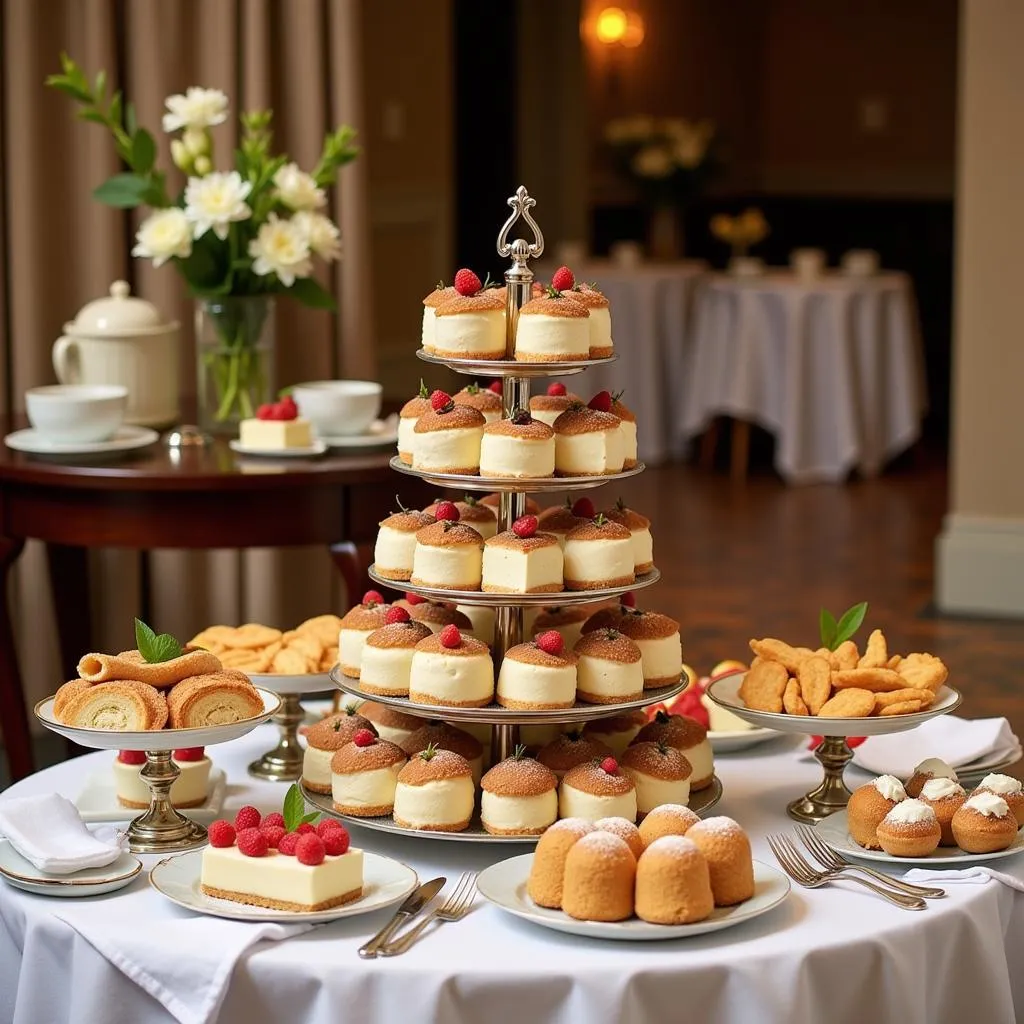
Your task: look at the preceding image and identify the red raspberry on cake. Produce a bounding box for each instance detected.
[236,827,269,857]
[600,756,619,775]
[620,591,637,608]
[433,501,460,522]
[547,382,567,397]
[404,592,426,605]
[536,630,564,655]
[295,822,316,835]
[551,265,575,292]
[208,820,236,848]
[117,750,146,765]
[261,825,286,849]
[362,590,384,607]
[173,747,204,761]
[277,832,300,856]
[321,827,351,856]
[571,497,595,519]
[262,811,285,829]
[385,606,411,625]
[257,403,274,420]
[296,833,326,866]
[487,380,503,394]
[588,390,613,412]
[439,624,462,648]
[512,515,538,538]
[234,806,261,831]
[430,389,455,413]
[317,819,344,838]
[454,268,482,296]
[352,728,377,747]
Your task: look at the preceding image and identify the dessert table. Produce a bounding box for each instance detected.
[3,724,1023,1024]
[680,271,928,483]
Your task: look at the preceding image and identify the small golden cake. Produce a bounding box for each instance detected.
[536,730,613,779]
[574,629,644,704]
[615,610,682,688]
[530,605,591,652]
[479,413,555,479]
[634,712,715,791]
[604,499,652,572]
[593,816,645,860]
[401,721,485,785]
[374,509,435,581]
[527,817,595,908]
[358,617,433,697]
[570,282,614,358]
[433,288,506,360]
[608,395,636,468]
[411,521,484,591]
[529,383,582,428]
[536,502,587,550]
[409,629,494,708]
[356,702,423,747]
[496,634,578,710]
[398,383,432,465]
[453,382,502,424]
[582,710,649,756]
[975,774,1024,826]
[639,803,701,848]
[876,799,942,857]
[847,775,907,849]
[166,671,263,729]
[514,293,590,363]
[559,757,638,823]
[301,709,377,794]
[331,731,407,816]
[412,395,486,474]
[409,601,473,635]
[393,747,476,832]
[424,497,497,540]
[686,817,755,906]
[581,604,627,635]
[482,526,563,594]
[553,405,625,476]
[456,604,495,646]
[480,753,558,836]
[338,593,390,678]
[951,793,1019,853]
[561,832,636,922]
[421,284,457,352]
[563,518,635,590]
[620,741,693,818]
[905,757,958,799]
[635,836,715,925]
[918,777,967,847]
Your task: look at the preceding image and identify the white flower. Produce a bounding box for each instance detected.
[162,87,229,133]
[131,208,192,267]
[631,145,675,179]
[273,162,326,211]
[248,214,313,286]
[184,171,252,240]
[292,211,341,261]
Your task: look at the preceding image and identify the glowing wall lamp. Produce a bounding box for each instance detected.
[594,7,645,48]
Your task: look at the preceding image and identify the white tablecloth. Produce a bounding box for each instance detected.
[3,726,1023,1024]
[535,260,705,465]
[680,271,928,483]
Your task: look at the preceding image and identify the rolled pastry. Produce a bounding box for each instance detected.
[53,678,90,719]
[77,649,223,688]
[167,671,264,728]
[55,679,168,730]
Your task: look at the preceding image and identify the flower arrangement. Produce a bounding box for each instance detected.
[709,208,770,258]
[46,55,358,426]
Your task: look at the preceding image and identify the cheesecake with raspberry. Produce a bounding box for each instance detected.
[514,268,590,362]
[615,609,683,688]
[479,411,555,479]
[481,751,558,836]
[537,498,590,550]
[574,629,645,704]
[559,757,638,823]
[114,747,211,808]
[337,592,391,678]
[620,741,692,818]
[374,507,435,581]
[411,505,484,591]
[529,382,582,428]
[433,269,506,360]
[239,395,313,450]
[393,747,476,832]
[570,282,614,358]
[553,403,625,476]
[536,730,613,779]
[408,599,473,634]
[331,730,408,816]
[413,391,485,475]
[424,497,497,540]
[603,499,653,574]
[421,283,457,352]
[401,720,485,785]
[563,515,635,590]
[409,626,495,707]
[358,611,433,697]
[453,382,503,424]
[482,517,563,594]
[530,605,591,650]
[357,702,423,747]
[301,706,377,794]
[398,381,431,464]
[496,632,578,710]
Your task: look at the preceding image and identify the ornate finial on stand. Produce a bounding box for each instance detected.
[496,185,545,359]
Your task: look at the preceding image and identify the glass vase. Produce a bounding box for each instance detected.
[195,296,275,434]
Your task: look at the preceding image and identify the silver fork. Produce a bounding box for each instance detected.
[767,834,926,910]
[796,825,945,899]
[380,871,477,956]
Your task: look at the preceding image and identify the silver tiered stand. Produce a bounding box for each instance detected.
[323,187,708,840]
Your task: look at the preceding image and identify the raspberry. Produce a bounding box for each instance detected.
[454,268,482,296]
[352,728,376,748]
[256,403,275,420]
[321,827,350,856]
[571,497,595,519]
[547,382,567,397]
[317,819,344,837]
[262,812,285,829]
[551,265,575,292]
[620,591,637,609]
[261,825,286,849]
[295,822,316,836]
[236,827,268,857]
[536,630,564,656]
[512,515,538,539]
[278,832,300,856]
[234,805,261,831]
[404,592,426,605]
[600,757,619,775]
[439,624,461,649]
[296,834,326,866]
[208,820,236,848]
[172,747,204,762]
[117,750,146,765]
[433,501,460,522]
[430,389,454,413]
[487,380,503,394]
[588,390,613,412]
[362,590,384,607]
[385,606,411,624]
[279,394,298,415]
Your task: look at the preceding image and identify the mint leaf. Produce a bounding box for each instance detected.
[134,617,184,663]
[300,811,321,825]
[819,608,837,651]
[283,784,304,833]
[834,602,868,648]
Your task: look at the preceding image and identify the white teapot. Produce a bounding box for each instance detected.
[53,281,180,427]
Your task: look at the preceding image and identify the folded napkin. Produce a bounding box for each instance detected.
[0,793,122,874]
[903,866,1024,894]
[852,716,1019,778]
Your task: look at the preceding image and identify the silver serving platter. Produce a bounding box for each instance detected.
[390,456,646,493]
[368,565,661,607]
[416,349,617,378]
[329,668,686,725]
[302,775,723,844]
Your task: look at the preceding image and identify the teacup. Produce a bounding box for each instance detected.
[842,249,880,277]
[790,248,826,281]
[25,384,128,444]
[292,380,383,436]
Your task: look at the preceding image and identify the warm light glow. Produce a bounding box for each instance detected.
[595,7,629,44]
[623,11,645,47]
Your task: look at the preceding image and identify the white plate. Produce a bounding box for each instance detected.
[229,439,327,458]
[149,849,418,924]
[956,745,1024,781]
[0,840,141,897]
[34,687,282,751]
[4,425,159,455]
[709,728,779,753]
[477,855,790,941]
[248,672,337,697]
[705,673,962,737]
[815,809,1024,866]
[76,768,227,823]
[320,417,399,448]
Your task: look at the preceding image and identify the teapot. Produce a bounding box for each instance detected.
[53,281,180,427]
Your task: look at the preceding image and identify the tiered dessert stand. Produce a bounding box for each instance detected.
[321,186,718,841]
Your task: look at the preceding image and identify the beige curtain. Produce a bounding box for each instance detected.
[1,0,374,715]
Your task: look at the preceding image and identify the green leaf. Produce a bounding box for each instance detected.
[92,173,150,208]
[110,91,124,130]
[287,277,336,310]
[93,70,106,100]
[77,110,108,125]
[283,783,304,832]
[819,608,837,650]
[131,129,156,173]
[834,602,868,648]
[300,811,321,825]
[134,617,184,663]
[125,101,137,136]
[134,617,157,653]
[48,78,93,103]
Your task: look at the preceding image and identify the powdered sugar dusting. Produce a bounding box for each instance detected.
[547,817,595,838]
[574,831,633,859]
[644,835,701,859]
[690,815,743,837]
[978,774,1023,796]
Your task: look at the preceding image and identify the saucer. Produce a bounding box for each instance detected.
[0,840,141,897]
[320,416,399,449]
[5,425,159,455]
[229,439,328,458]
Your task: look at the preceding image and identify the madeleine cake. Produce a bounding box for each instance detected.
[570,283,614,358]
[453,382,502,423]
[530,605,591,651]
[331,730,408,816]
[496,632,578,710]
[559,756,638,823]
[553,405,625,476]
[480,752,559,835]
[424,497,497,540]
[393,747,476,831]
[421,284,457,352]
[374,509,436,581]
[301,708,377,794]
[536,729,613,779]
[412,393,485,474]
[411,520,484,591]
[529,382,582,428]
[482,520,563,594]
[574,629,644,704]
[401,720,485,784]
[357,702,424,747]
[398,381,431,465]
[604,499,653,573]
[634,712,714,791]
[409,600,473,635]
[514,293,590,362]
[358,615,433,697]
[337,592,391,678]
[620,741,693,818]
[563,517,635,590]
[608,394,637,468]
[409,628,494,708]
[479,412,555,479]
[434,285,506,360]
[581,710,649,756]
[616,610,683,688]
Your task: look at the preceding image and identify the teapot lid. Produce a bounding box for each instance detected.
[65,281,178,336]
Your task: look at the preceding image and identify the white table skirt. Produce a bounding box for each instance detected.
[3,726,1023,1024]
[680,272,928,483]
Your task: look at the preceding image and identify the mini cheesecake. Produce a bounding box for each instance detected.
[604,500,652,574]
[531,605,591,650]
[331,735,408,815]
[570,284,614,358]
[536,730,613,779]
[409,632,494,708]
[357,702,424,747]
[609,395,637,468]
[393,748,476,831]
[421,284,458,352]
[456,604,495,646]
[582,710,648,756]
[424,498,497,540]
[563,518,635,590]
[411,522,484,591]
[481,755,559,835]
[581,604,627,635]
[409,601,473,634]
[434,292,507,360]
[402,721,485,784]
[413,402,485,475]
[536,503,587,550]
[338,598,391,678]
[453,383,503,424]
[482,530,563,594]
[553,405,625,476]
[398,384,432,465]
[514,294,590,362]
[574,629,644,704]
[616,610,683,688]
[559,759,638,823]
[479,414,555,479]
[620,741,693,818]
[529,389,582,428]
[358,620,433,697]
[374,509,436,581]
[634,712,715,791]
[497,639,578,710]
[301,709,377,794]
[480,493,542,516]
[114,750,211,809]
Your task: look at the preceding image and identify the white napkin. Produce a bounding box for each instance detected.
[903,866,1024,894]
[852,716,1019,778]
[0,793,122,874]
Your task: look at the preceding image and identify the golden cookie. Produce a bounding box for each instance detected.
[798,655,833,715]
[319,646,339,672]
[783,678,809,716]
[748,638,810,674]
[297,614,344,648]
[272,648,308,675]
[818,688,875,718]
[873,687,935,711]
[739,660,789,713]
[287,633,323,661]
[857,629,888,669]
[879,700,922,716]
[221,624,283,649]
[830,668,904,693]
[829,640,860,672]
[897,653,948,694]
[886,654,902,670]
[219,648,265,670]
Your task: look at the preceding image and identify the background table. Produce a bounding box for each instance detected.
[680,271,928,483]
[3,725,1023,1024]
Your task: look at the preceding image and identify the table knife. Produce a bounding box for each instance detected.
[358,876,445,959]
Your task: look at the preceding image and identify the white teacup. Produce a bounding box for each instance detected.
[610,241,644,268]
[292,380,383,436]
[25,384,128,443]
[790,248,826,281]
[842,249,880,277]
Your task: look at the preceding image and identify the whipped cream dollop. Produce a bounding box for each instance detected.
[912,757,957,781]
[920,777,965,801]
[964,792,1011,818]
[884,798,937,825]
[978,773,1023,796]
[872,775,908,802]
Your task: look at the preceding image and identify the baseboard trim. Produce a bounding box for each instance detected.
[936,514,1024,618]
